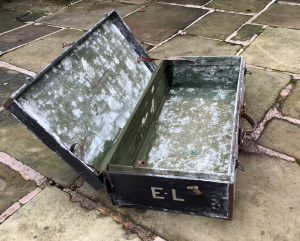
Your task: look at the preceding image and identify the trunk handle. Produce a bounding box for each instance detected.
[70,142,101,174]
[239,103,257,144]
[136,160,151,168]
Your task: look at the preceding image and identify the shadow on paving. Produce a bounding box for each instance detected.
[0,186,142,241]
[0,68,78,188]
[0,162,37,214]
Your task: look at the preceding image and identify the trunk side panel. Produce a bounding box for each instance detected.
[108,172,229,219]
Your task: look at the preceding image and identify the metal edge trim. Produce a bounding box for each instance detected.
[228,183,234,219]
[230,57,245,182]
[106,170,230,184]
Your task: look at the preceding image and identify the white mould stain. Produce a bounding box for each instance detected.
[151,98,155,113]
[125,58,135,71]
[81,57,87,70]
[62,57,72,71]
[72,109,83,118]
[146,87,236,174]
[114,57,119,64]
[17,20,152,165]
[151,85,155,93]
[142,112,148,125]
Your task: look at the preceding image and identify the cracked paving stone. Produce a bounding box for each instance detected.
[242,27,300,74]
[0,8,27,22]
[124,3,208,44]
[0,186,141,241]
[207,0,271,13]
[0,25,61,52]
[254,3,300,30]
[156,0,211,5]
[231,24,263,42]
[0,67,29,127]
[37,1,139,30]
[0,8,27,34]
[150,35,241,65]
[0,123,78,188]
[18,12,45,22]
[281,0,300,2]
[241,67,291,129]
[282,82,300,119]
[77,152,300,241]
[0,29,84,73]
[3,0,73,13]
[141,42,153,51]
[257,118,300,159]
[0,162,37,214]
[186,12,251,40]
[113,0,151,4]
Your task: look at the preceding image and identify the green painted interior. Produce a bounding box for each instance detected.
[107,56,242,177]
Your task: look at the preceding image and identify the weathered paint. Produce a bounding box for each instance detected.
[5,10,246,218]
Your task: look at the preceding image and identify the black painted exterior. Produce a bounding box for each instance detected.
[108,171,230,218]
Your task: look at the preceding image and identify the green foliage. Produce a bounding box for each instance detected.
[257,29,264,35]
[289,79,297,84]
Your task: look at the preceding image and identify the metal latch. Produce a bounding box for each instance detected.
[244,68,252,75]
[235,159,244,171]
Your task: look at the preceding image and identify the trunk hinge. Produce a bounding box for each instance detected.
[103,171,115,205]
[235,159,245,171]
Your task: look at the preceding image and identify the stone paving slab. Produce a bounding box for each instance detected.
[241,67,291,129]
[0,29,84,72]
[242,27,300,74]
[0,8,27,34]
[37,1,139,31]
[282,82,300,119]
[124,3,208,44]
[77,152,300,241]
[0,186,141,241]
[0,162,37,214]
[231,24,263,41]
[150,35,242,65]
[0,25,60,52]
[18,12,45,22]
[207,0,271,13]
[0,8,27,22]
[257,119,300,159]
[254,3,300,30]
[0,67,29,126]
[155,0,210,5]
[0,20,25,35]
[3,0,72,13]
[0,67,29,104]
[0,123,78,187]
[186,12,251,40]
